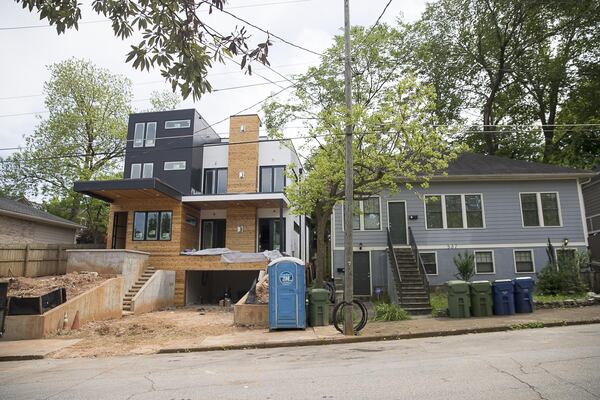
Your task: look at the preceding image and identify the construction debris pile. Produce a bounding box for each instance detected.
[245,271,269,304]
[4,272,112,299]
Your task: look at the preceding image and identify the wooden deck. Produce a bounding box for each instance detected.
[150,254,268,271]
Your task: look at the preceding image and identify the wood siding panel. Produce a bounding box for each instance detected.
[227,115,259,193]
[583,176,600,217]
[226,207,257,252]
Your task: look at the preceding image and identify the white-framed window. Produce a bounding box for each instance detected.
[520,192,561,227]
[514,249,535,273]
[474,250,495,274]
[133,123,145,148]
[130,163,141,179]
[419,252,438,275]
[164,161,186,171]
[165,119,191,129]
[142,163,154,178]
[342,197,382,231]
[145,122,157,147]
[424,194,484,229]
[586,213,600,234]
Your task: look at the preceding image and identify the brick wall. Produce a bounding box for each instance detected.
[0,214,76,245]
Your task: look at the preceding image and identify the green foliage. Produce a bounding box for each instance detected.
[430,292,449,317]
[374,303,411,322]
[0,59,130,243]
[510,322,545,330]
[534,293,587,303]
[147,90,182,112]
[14,0,271,100]
[453,251,475,282]
[537,246,588,295]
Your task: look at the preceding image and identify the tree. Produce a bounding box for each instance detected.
[14,0,272,100]
[0,58,131,243]
[265,26,462,286]
[147,90,182,112]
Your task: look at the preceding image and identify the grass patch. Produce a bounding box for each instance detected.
[510,322,545,330]
[534,293,587,303]
[430,292,448,316]
[374,302,411,321]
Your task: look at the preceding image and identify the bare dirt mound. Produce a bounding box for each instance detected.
[3,272,113,298]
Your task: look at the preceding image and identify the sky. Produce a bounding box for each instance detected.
[0,0,430,156]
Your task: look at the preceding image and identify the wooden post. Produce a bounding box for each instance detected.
[23,244,30,277]
[58,245,64,274]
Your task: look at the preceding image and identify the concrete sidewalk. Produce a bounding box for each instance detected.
[0,339,81,361]
[159,305,600,354]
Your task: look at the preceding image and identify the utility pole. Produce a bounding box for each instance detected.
[342,0,354,336]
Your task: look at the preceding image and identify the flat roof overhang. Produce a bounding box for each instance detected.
[182,192,290,208]
[73,178,182,203]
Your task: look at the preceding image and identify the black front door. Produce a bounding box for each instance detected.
[388,202,407,245]
[258,218,285,252]
[111,212,127,249]
[201,219,226,249]
[353,251,371,296]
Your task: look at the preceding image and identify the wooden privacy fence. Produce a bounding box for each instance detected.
[0,244,103,277]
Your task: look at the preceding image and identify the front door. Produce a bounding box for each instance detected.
[111,212,127,249]
[201,220,226,249]
[388,201,407,245]
[353,251,371,296]
[258,218,285,252]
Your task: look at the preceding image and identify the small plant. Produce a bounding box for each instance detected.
[453,251,475,282]
[374,303,411,322]
[511,322,545,330]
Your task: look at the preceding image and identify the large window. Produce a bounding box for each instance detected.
[344,198,381,231]
[420,252,437,275]
[425,194,484,229]
[203,168,227,194]
[514,250,535,273]
[133,211,172,241]
[260,166,286,193]
[165,119,191,129]
[133,122,156,147]
[520,192,561,227]
[475,251,495,274]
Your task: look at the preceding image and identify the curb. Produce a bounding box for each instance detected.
[157,318,600,355]
[0,354,45,362]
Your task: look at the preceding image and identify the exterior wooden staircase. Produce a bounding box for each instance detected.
[387,228,432,315]
[123,266,156,312]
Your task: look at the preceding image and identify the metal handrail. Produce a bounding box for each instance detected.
[408,226,430,298]
[386,227,402,301]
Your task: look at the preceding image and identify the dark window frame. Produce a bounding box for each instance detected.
[203,168,228,195]
[132,210,173,241]
[260,165,286,193]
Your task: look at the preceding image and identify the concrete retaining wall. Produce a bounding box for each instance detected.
[2,277,124,340]
[234,303,269,328]
[67,249,149,294]
[131,270,176,314]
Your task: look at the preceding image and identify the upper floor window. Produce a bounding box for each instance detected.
[342,197,381,231]
[133,122,157,147]
[425,194,484,229]
[165,119,191,129]
[260,166,286,193]
[164,161,186,171]
[204,168,227,194]
[133,211,172,241]
[520,192,561,227]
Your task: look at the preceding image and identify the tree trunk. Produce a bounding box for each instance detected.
[314,204,332,289]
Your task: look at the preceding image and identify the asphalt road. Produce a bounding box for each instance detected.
[1,324,599,400]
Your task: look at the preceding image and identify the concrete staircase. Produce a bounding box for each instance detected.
[123,266,156,312]
[390,248,432,315]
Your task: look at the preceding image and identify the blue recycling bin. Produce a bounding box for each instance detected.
[513,277,535,313]
[268,257,306,330]
[492,279,515,315]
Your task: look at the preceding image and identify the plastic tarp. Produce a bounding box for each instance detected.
[181,248,283,264]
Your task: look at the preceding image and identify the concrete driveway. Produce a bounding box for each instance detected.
[0,324,599,399]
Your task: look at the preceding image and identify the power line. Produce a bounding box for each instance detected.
[0,0,314,31]
[203,0,323,57]
[362,0,393,42]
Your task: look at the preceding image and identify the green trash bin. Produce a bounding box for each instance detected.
[470,280,493,317]
[308,288,330,326]
[446,280,471,318]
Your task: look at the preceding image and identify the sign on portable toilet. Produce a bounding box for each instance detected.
[268,257,306,330]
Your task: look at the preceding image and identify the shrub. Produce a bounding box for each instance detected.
[537,243,588,295]
[374,303,411,321]
[453,251,475,282]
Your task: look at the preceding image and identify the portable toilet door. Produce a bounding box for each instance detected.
[268,257,306,330]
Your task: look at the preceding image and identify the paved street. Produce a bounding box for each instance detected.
[1,324,599,400]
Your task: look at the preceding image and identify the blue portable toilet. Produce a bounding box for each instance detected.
[513,277,535,313]
[268,257,306,330]
[492,279,515,315]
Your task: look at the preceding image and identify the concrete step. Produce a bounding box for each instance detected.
[403,307,432,316]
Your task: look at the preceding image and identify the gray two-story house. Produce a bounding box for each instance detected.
[331,153,595,313]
